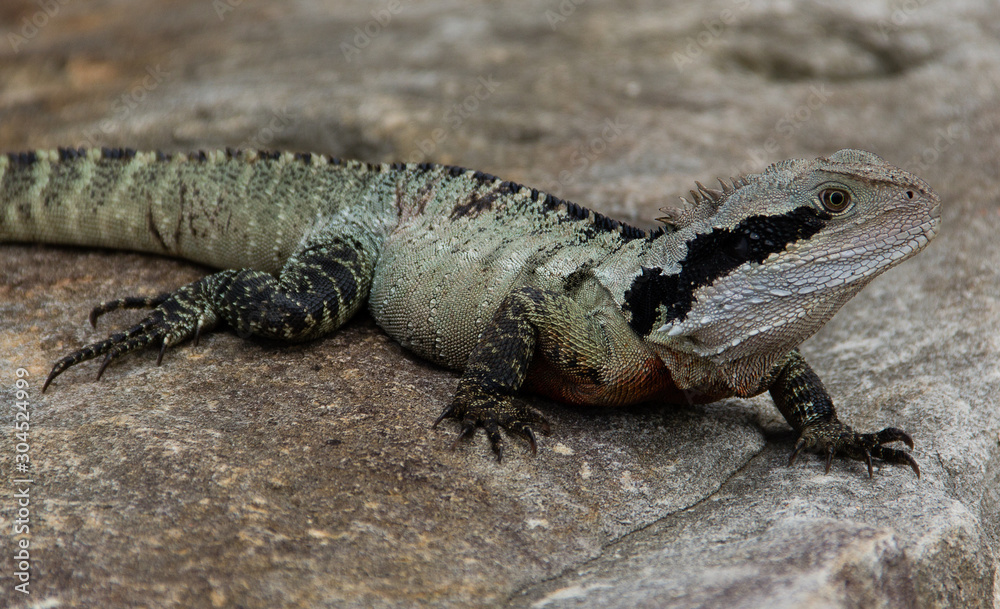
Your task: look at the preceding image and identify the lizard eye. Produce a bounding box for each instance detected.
[818,188,851,213]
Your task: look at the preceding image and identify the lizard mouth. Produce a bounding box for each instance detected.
[815,187,941,268]
[787,221,935,273]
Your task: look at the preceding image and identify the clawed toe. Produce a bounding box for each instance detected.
[450,421,478,451]
[89,294,169,328]
[432,398,549,462]
[790,421,919,478]
[873,427,914,449]
[870,443,920,478]
[42,287,211,392]
[432,404,457,428]
[521,426,538,455]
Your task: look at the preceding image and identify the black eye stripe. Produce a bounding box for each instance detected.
[624,206,829,336]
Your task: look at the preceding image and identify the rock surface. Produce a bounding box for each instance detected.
[0,1,998,607]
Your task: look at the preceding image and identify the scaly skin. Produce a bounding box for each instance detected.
[0,146,940,474]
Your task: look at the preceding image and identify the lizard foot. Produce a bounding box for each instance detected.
[433,393,551,463]
[789,420,920,478]
[43,284,218,392]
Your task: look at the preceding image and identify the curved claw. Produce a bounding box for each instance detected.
[901,452,921,479]
[449,421,477,450]
[432,405,456,428]
[480,419,505,462]
[789,438,806,466]
[445,418,507,462]
[501,416,545,456]
[871,444,921,479]
[42,364,62,393]
[875,427,914,449]
[523,426,538,455]
[863,449,873,478]
[488,434,505,463]
[156,339,168,366]
[43,336,121,392]
[96,352,113,381]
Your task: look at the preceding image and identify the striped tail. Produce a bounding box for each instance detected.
[0,147,351,273]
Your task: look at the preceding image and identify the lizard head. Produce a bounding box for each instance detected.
[627,149,941,395]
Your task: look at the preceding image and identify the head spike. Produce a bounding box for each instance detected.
[656,208,677,226]
[657,203,689,229]
[696,181,724,202]
[718,177,732,194]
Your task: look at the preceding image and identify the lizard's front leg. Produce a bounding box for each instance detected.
[434,286,610,462]
[769,350,920,478]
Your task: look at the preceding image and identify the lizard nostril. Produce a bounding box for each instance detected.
[906,191,914,199]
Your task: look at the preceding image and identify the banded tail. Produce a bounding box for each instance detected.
[0,147,364,273]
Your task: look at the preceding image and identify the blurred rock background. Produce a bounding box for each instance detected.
[0,1,998,607]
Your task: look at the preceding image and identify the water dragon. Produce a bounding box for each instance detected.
[0,146,940,475]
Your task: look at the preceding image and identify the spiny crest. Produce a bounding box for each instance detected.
[655,174,749,230]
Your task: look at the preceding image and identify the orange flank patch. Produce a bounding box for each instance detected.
[526,353,710,408]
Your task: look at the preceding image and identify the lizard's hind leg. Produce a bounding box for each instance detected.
[43,237,376,391]
[212,239,372,342]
